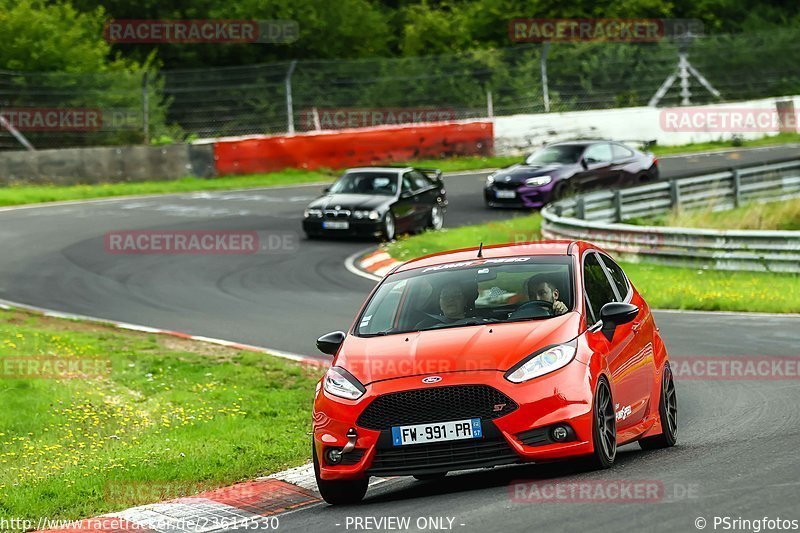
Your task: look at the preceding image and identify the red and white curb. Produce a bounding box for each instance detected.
[344,247,402,282]
[40,478,320,532]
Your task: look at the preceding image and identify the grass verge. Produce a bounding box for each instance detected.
[385,214,800,314]
[0,169,335,207]
[649,132,800,156]
[628,197,800,231]
[0,308,323,525]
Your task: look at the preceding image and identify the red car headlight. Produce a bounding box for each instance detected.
[323,366,366,400]
[504,342,577,383]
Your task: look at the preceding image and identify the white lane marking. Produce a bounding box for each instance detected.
[0,181,333,213]
[0,297,325,366]
[653,309,800,319]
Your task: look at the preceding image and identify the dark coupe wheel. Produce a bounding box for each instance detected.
[639,364,678,450]
[587,377,616,469]
[550,182,572,203]
[381,211,396,242]
[428,204,444,230]
[313,442,368,505]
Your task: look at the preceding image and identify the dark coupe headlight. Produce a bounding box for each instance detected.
[524,176,552,187]
[352,210,380,220]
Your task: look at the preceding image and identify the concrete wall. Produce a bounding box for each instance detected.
[0,144,215,185]
[494,96,800,155]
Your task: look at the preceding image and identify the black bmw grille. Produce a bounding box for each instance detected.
[367,437,520,476]
[356,385,517,430]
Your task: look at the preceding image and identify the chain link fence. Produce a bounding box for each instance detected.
[2,28,800,150]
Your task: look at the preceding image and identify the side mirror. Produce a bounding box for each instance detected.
[580,158,589,170]
[316,331,346,355]
[322,186,331,193]
[599,302,639,341]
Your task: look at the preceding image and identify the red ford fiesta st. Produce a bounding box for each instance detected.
[312,240,677,504]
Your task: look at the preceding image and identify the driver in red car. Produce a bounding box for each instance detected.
[525,275,568,316]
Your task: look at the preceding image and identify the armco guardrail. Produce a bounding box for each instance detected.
[541,160,800,272]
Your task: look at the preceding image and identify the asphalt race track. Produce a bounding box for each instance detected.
[1,145,799,532]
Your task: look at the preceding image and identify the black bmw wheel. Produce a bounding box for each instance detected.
[639,364,678,450]
[428,204,444,230]
[381,212,396,242]
[588,377,616,469]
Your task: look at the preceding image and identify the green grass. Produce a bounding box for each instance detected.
[630,197,800,231]
[649,132,800,156]
[409,155,520,171]
[385,214,800,314]
[0,309,324,525]
[0,169,335,207]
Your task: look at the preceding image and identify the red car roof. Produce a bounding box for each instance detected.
[393,240,577,273]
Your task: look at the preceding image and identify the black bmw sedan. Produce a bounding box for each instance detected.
[484,140,659,208]
[302,167,447,241]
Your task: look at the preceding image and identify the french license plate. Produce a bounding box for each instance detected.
[495,190,516,199]
[391,418,482,446]
[322,221,349,230]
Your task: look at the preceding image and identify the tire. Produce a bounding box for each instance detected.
[639,364,678,450]
[586,377,616,469]
[381,211,396,242]
[550,182,572,203]
[413,472,447,481]
[313,442,368,505]
[428,204,444,230]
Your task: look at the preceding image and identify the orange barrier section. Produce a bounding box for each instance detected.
[212,121,493,175]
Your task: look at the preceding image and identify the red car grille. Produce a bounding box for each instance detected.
[356,385,517,431]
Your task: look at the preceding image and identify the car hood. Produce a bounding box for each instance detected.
[307,194,391,211]
[336,312,581,385]
[493,163,571,183]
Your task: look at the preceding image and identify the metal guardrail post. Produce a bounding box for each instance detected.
[142,72,149,144]
[732,168,742,208]
[669,179,681,211]
[575,197,585,220]
[613,190,623,222]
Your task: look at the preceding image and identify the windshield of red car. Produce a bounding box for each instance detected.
[356,256,573,337]
[329,172,399,195]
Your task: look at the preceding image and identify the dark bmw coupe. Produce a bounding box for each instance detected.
[484,140,659,208]
[303,167,447,241]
